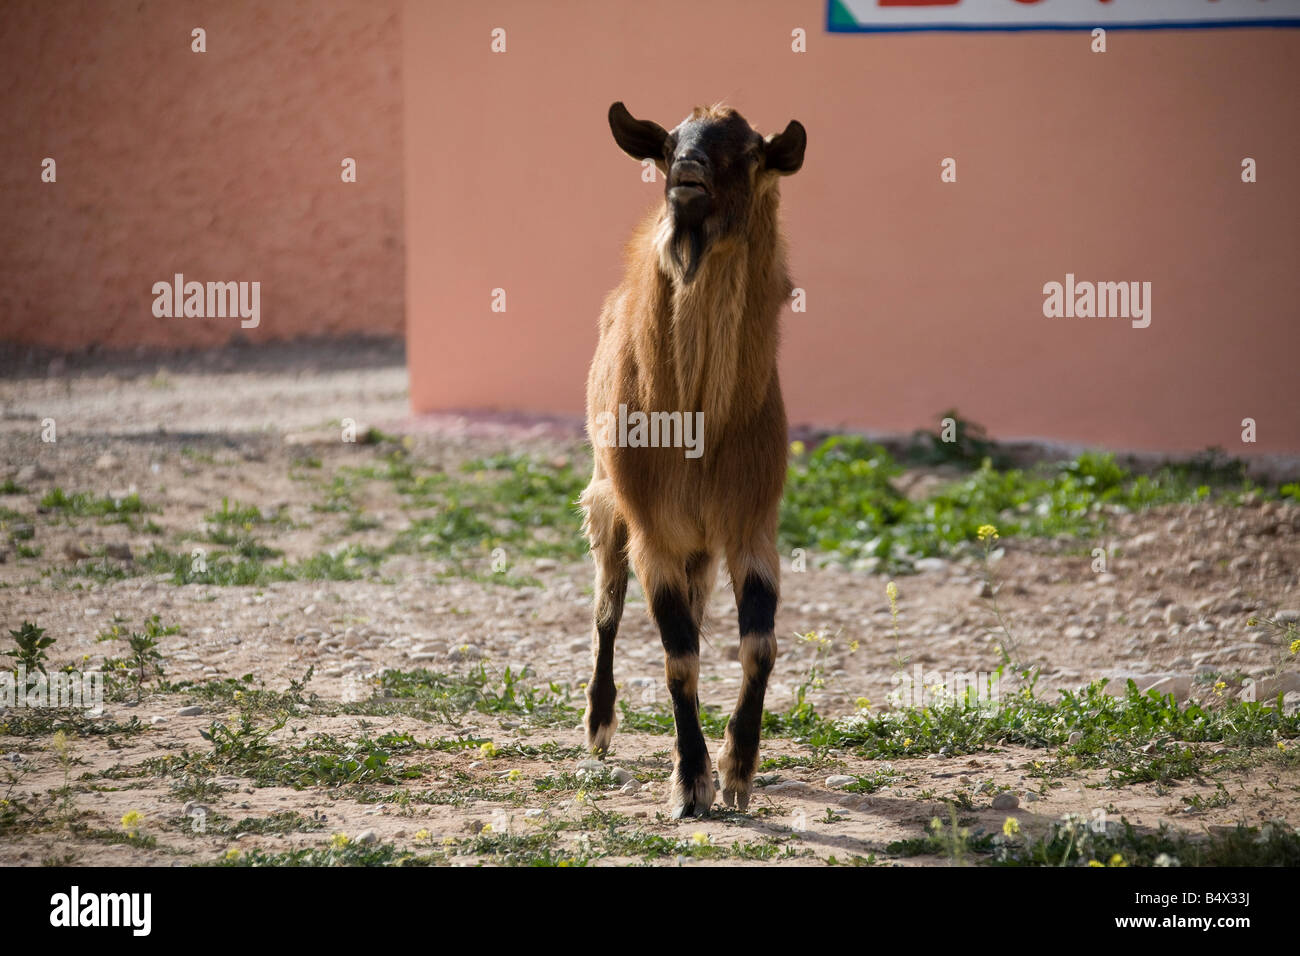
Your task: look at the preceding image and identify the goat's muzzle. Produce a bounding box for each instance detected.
[668,161,710,216]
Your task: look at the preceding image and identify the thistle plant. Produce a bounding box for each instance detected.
[4,622,54,692]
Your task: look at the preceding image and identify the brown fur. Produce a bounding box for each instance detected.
[581,102,804,816]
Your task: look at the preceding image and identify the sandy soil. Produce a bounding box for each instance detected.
[1,343,1297,866]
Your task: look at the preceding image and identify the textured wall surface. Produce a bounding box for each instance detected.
[403,0,1300,454]
[0,0,403,348]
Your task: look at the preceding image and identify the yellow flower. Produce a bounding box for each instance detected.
[690,832,710,846]
[481,823,494,834]
[789,440,806,457]
[977,524,999,542]
[903,738,913,747]
[331,833,351,849]
[1109,853,1127,867]
[224,848,241,861]
[855,697,871,711]
[441,836,456,846]
[120,810,144,832]
[1002,817,1020,837]
[506,769,522,782]
[414,829,430,841]
[479,742,497,759]
[1278,741,1288,752]
[1213,681,1226,696]
[1087,859,1104,867]
[885,581,899,604]
[1290,639,1300,655]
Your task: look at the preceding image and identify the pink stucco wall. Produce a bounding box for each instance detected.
[0,0,404,348]
[402,0,1300,454]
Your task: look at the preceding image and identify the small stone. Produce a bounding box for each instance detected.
[1186,560,1208,576]
[1164,604,1191,625]
[355,829,378,845]
[1067,731,1083,746]
[104,542,133,561]
[825,774,856,790]
[610,767,634,784]
[620,780,640,794]
[991,792,1020,812]
[576,759,604,772]
[176,705,204,717]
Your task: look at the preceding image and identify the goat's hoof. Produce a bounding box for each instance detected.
[669,768,716,819]
[716,741,756,812]
[583,709,618,757]
[721,783,751,812]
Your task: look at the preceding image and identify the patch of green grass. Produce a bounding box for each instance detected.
[379,664,583,727]
[39,488,150,525]
[145,717,426,790]
[795,680,1300,765]
[135,543,384,586]
[158,669,319,717]
[206,497,282,528]
[990,816,1300,867]
[780,436,1270,572]
[216,841,441,867]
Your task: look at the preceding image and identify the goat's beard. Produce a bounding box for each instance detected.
[667,221,708,284]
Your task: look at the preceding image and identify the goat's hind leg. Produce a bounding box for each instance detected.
[581,479,629,755]
[717,546,779,811]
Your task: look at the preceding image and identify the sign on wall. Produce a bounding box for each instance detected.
[827,0,1300,33]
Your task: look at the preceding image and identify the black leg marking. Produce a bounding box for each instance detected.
[652,585,714,817]
[584,526,628,754]
[720,573,778,811]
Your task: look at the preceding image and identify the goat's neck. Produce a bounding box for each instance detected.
[645,191,783,427]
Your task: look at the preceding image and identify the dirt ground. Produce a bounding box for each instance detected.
[1,342,1298,866]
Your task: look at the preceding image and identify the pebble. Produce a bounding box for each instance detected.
[355,829,378,845]
[825,774,856,790]
[176,706,204,717]
[991,792,1020,811]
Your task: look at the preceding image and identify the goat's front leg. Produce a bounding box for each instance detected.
[717,552,779,811]
[650,583,715,818]
[583,520,628,755]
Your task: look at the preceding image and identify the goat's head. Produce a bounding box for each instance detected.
[608,101,805,282]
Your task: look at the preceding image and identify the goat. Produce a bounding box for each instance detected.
[580,101,806,817]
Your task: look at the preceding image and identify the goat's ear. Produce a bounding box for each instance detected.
[609,102,669,161]
[764,120,806,174]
